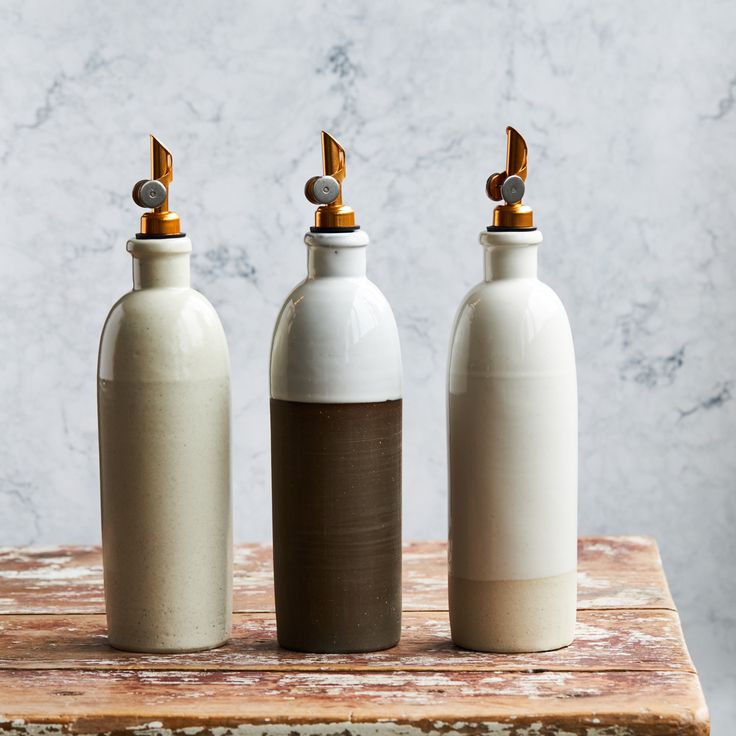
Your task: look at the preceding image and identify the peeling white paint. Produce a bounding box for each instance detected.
[0,723,642,736]
[587,591,660,607]
[0,547,96,558]
[0,567,98,581]
[573,622,614,642]
[584,727,634,736]
[126,724,163,732]
[576,572,610,590]
[479,671,577,698]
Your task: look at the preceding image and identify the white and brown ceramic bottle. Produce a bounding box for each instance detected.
[270,132,403,653]
[97,136,232,652]
[447,127,578,652]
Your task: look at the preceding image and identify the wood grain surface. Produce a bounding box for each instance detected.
[0,537,674,614]
[0,538,708,736]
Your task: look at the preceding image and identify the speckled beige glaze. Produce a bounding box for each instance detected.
[97,236,232,653]
[449,571,577,653]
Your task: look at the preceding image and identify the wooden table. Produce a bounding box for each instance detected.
[0,538,708,736]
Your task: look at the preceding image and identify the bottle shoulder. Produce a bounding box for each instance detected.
[280,274,392,309]
[104,285,219,316]
[458,276,565,309]
[453,278,569,330]
[99,288,229,381]
[271,276,402,403]
[103,287,225,334]
[449,277,575,378]
[273,276,398,338]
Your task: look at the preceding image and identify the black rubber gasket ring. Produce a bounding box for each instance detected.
[135,232,187,239]
[310,226,361,233]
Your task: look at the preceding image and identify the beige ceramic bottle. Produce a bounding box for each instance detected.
[97,136,232,653]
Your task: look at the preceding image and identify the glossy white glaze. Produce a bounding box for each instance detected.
[97,236,232,653]
[448,229,577,581]
[270,230,402,403]
[448,229,577,651]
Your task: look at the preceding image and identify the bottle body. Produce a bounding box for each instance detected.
[270,230,402,653]
[447,229,577,653]
[98,237,232,653]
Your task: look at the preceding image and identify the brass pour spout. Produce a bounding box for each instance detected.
[135,134,181,237]
[485,126,534,229]
[305,131,357,230]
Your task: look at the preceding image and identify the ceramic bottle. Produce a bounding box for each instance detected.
[447,127,578,653]
[97,136,232,653]
[270,132,402,653]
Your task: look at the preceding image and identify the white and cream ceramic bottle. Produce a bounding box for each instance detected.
[447,127,578,653]
[97,136,232,653]
[270,132,402,653]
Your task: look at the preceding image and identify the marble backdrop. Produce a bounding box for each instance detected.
[0,0,734,730]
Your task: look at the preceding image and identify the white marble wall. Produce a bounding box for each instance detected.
[0,0,734,730]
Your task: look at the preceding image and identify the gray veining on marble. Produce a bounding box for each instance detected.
[0,0,734,730]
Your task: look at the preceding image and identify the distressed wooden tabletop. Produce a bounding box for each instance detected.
[0,537,709,736]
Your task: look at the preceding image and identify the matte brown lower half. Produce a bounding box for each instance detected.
[270,398,402,653]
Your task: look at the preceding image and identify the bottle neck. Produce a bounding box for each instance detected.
[132,253,190,289]
[307,245,366,277]
[304,230,370,278]
[479,229,544,282]
[483,244,538,281]
[127,236,193,290]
